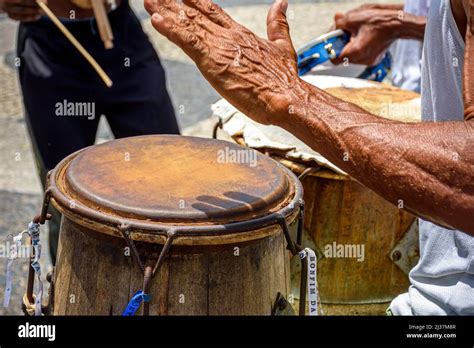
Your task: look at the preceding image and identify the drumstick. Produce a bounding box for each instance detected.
[91,0,114,49]
[35,0,113,88]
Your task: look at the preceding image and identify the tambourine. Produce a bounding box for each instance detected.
[297,29,392,82]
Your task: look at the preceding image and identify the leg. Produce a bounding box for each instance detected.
[105,61,180,137]
[17,25,101,263]
[103,5,180,136]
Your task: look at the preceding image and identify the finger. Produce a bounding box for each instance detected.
[334,12,350,31]
[266,0,294,54]
[7,13,41,21]
[145,0,181,16]
[4,4,41,15]
[182,0,233,28]
[329,12,343,32]
[144,0,158,15]
[334,11,360,35]
[4,0,38,6]
[334,12,344,25]
[151,12,205,60]
[331,38,363,65]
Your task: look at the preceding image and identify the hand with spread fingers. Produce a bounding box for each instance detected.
[1,0,44,22]
[145,0,297,125]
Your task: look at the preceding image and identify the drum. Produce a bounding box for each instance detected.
[39,135,303,315]
[213,75,421,315]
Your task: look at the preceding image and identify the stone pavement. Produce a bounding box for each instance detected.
[0,0,401,315]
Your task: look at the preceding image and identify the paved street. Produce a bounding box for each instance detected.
[0,0,400,315]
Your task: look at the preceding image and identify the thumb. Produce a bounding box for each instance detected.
[267,0,293,52]
[334,12,345,28]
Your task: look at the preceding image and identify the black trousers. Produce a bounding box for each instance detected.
[17,0,180,262]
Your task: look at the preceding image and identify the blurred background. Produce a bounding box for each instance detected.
[0,0,401,314]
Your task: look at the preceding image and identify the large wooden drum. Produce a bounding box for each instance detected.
[43,135,303,315]
[214,75,421,315]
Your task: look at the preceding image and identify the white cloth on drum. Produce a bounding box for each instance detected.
[212,98,347,175]
[389,0,474,316]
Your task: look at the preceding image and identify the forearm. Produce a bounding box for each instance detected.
[372,3,427,40]
[397,12,426,40]
[369,9,426,41]
[280,80,474,234]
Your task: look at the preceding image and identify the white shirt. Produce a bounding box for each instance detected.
[391,0,431,92]
[390,0,474,315]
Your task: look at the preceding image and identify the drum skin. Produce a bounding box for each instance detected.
[50,136,299,316]
[53,217,290,315]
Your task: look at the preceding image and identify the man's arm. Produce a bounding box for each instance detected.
[283,80,474,233]
[332,4,427,65]
[145,0,474,234]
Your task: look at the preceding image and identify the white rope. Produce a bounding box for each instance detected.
[28,222,43,316]
[3,230,28,308]
[3,221,44,316]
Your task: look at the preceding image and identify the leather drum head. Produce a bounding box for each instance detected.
[56,136,294,227]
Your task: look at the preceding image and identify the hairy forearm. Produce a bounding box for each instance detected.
[280,80,474,234]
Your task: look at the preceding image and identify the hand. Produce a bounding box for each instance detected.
[145,0,298,125]
[331,4,401,66]
[1,0,44,22]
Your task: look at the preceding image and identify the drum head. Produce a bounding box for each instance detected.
[55,135,293,226]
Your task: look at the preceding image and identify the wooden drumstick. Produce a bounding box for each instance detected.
[35,0,113,88]
[91,0,114,49]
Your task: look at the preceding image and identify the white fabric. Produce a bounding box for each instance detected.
[390,0,474,315]
[391,0,431,92]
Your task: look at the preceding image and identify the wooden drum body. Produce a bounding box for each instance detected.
[54,218,290,315]
[45,136,303,315]
[284,161,418,315]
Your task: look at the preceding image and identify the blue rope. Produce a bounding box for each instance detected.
[122,290,151,316]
